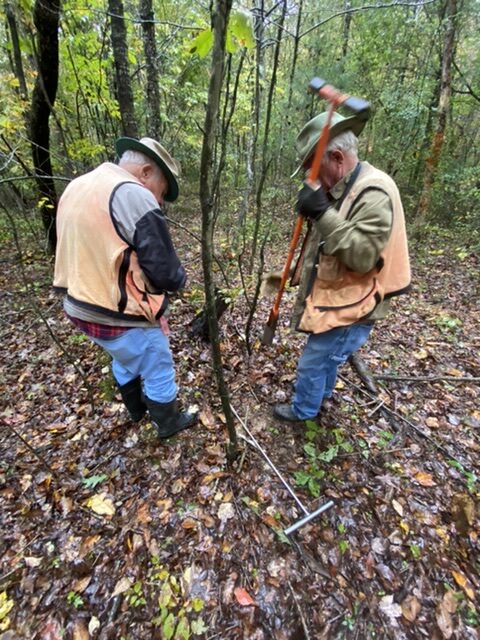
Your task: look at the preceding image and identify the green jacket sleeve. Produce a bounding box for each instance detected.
[316,188,393,274]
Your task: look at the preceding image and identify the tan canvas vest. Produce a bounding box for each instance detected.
[297,163,410,334]
[54,163,166,323]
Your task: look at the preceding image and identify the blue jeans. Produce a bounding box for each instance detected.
[92,327,177,403]
[293,323,373,420]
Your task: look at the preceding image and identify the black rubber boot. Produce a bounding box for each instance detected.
[118,376,147,422]
[145,397,197,439]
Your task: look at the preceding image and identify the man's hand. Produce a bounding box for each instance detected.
[296,182,331,221]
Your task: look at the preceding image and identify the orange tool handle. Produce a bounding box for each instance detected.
[269,214,304,321]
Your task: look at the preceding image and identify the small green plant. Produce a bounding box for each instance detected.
[82,474,108,489]
[409,543,421,560]
[67,591,84,608]
[126,581,146,608]
[447,459,477,494]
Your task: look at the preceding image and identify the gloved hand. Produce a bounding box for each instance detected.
[296,182,331,221]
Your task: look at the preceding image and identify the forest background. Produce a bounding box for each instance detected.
[0,0,479,638]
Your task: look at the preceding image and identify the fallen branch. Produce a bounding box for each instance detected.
[339,373,476,479]
[374,374,480,383]
[349,353,378,394]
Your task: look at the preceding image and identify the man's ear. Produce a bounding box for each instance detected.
[141,163,154,179]
[329,149,344,164]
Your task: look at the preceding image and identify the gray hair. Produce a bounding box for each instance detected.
[326,130,359,156]
[118,150,162,175]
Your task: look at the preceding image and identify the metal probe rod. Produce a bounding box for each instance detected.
[284,501,335,536]
[230,404,309,516]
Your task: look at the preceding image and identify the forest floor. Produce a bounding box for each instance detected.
[0,218,479,640]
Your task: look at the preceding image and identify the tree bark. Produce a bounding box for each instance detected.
[416,0,459,222]
[30,0,61,253]
[108,0,138,137]
[199,0,237,457]
[139,0,161,138]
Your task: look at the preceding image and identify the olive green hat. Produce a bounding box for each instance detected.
[115,137,180,202]
[291,111,367,178]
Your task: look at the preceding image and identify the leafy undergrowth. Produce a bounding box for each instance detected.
[0,221,479,640]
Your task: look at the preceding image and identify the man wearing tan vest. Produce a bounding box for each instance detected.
[273,112,410,422]
[54,137,197,438]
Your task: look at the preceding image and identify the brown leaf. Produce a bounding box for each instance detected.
[234,586,256,606]
[414,471,437,487]
[111,576,133,597]
[72,619,89,640]
[401,595,421,623]
[72,575,91,593]
[436,595,454,639]
[452,494,476,536]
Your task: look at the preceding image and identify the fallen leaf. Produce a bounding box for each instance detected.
[426,417,440,428]
[111,576,133,597]
[24,556,42,568]
[379,594,402,620]
[87,493,115,516]
[88,616,100,635]
[218,502,235,522]
[436,592,456,639]
[414,471,436,487]
[234,586,255,606]
[401,594,421,623]
[451,570,475,600]
[392,499,404,516]
[72,619,89,640]
[452,494,476,536]
[72,575,91,593]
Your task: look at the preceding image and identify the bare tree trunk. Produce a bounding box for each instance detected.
[4,1,28,99]
[30,0,60,253]
[199,0,237,457]
[286,0,303,109]
[139,0,161,138]
[249,0,287,273]
[108,0,138,137]
[416,0,459,222]
[342,0,352,60]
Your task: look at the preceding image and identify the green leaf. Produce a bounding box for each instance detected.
[294,471,310,486]
[82,474,108,489]
[189,29,213,58]
[303,443,316,458]
[162,612,176,640]
[174,616,190,640]
[228,9,255,49]
[191,598,204,612]
[318,446,339,463]
[191,618,208,636]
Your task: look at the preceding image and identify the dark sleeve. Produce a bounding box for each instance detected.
[134,209,187,292]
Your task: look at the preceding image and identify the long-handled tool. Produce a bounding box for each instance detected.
[261,77,370,346]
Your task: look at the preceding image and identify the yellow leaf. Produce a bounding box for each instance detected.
[451,571,475,600]
[87,492,115,516]
[0,591,14,629]
[400,521,410,535]
[413,348,429,360]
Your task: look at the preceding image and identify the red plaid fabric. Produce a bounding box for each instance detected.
[66,314,130,340]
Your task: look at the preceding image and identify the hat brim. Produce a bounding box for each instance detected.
[291,114,367,179]
[115,137,179,202]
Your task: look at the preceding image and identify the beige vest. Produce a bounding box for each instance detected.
[297,163,410,333]
[54,163,166,323]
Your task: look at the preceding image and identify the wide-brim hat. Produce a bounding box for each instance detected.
[291,111,367,178]
[115,137,180,202]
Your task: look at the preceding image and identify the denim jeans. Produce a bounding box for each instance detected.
[293,323,373,420]
[92,327,177,403]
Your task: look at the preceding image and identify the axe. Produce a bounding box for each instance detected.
[261,78,370,346]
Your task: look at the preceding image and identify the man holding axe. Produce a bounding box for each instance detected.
[271,79,411,422]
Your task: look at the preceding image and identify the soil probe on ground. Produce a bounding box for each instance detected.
[230,405,334,536]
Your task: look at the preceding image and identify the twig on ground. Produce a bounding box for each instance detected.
[374,374,480,383]
[287,579,311,640]
[349,353,378,394]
